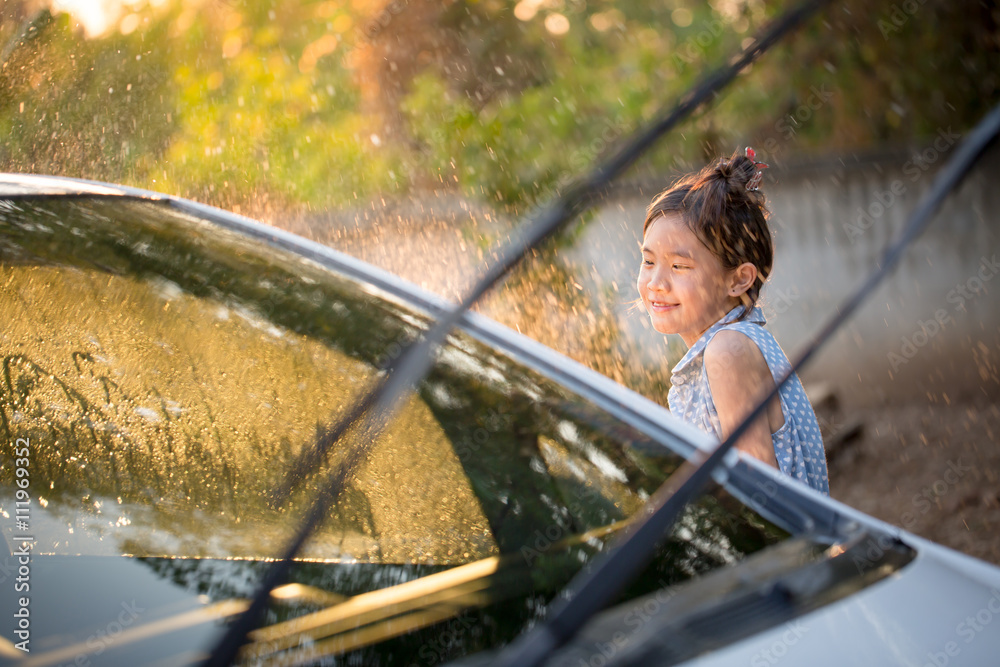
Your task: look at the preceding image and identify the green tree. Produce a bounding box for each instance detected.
[0,0,996,214]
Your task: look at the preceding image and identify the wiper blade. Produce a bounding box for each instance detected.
[491,101,1000,667]
[549,531,912,667]
[202,0,835,664]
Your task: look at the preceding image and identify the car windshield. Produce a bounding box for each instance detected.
[0,194,791,665]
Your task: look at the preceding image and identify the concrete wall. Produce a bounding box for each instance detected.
[565,142,1000,407]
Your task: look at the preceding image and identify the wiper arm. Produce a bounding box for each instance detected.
[552,531,912,667]
[202,1,834,664]
[491,101,1000,667]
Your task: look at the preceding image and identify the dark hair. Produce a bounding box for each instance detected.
[642,149,773,319]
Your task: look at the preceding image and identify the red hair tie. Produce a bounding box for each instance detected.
[745,147,768,191]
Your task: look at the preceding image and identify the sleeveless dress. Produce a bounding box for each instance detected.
[667,305,830,495]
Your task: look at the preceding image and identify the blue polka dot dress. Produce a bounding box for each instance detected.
[667,305,830,495]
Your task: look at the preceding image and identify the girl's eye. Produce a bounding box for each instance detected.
[642,259,653,266]
[672,264,689,270]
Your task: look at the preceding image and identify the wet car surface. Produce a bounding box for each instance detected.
[1,174,998,666]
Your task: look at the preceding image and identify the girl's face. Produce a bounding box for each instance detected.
[637,213,743,347]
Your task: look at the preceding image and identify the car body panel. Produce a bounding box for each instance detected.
[684,541,1000,667]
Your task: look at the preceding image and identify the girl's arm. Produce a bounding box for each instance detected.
[703,330,780,468]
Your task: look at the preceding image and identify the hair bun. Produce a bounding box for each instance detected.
[711,153,758,194]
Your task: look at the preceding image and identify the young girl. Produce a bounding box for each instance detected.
[637,148,830,494]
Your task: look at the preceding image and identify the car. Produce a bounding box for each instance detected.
[1,173,999,667]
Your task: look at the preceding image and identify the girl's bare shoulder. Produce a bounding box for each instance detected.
[703,329,771,380]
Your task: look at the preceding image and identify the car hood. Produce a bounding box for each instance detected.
[540,532,1000,667]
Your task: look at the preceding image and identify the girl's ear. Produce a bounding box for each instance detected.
[728,262,758,297]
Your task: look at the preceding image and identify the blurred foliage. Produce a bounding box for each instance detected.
[0,0,997,214]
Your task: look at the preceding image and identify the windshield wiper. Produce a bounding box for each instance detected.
[527,530,912,667]
[201,0,836,664]
[490,101,1000,667]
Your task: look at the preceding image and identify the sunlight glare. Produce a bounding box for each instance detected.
[50,0,172,37]
[50,0,121,37]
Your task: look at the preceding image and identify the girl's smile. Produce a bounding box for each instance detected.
[637,213,745,347]
[646,300,678,312]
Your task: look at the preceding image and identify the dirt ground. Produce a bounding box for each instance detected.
[826,399,1000,565]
